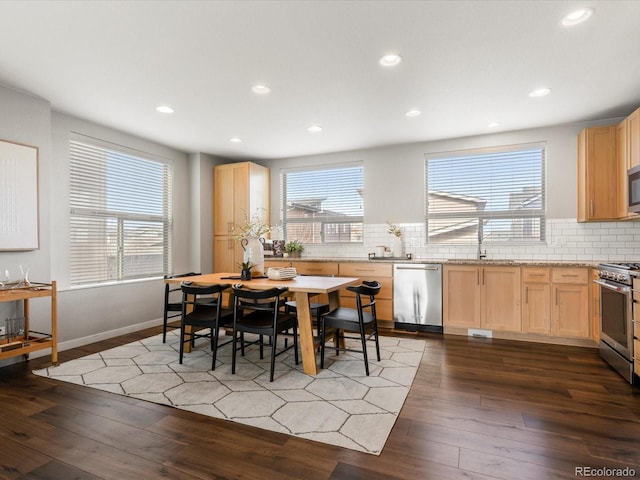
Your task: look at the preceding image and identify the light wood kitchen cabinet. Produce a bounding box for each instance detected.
[617,118,629,217]
[443,265,521,332]
[577,126,618,221]
[481,267,522,332]
[338,262,393,326]
[551,268,590,338]
[628,107,640,170]
[591,269,600,343]
[522,268,551,334]
[213,162,269,273]
[443,265,481,329]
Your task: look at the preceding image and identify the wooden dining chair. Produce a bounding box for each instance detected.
[163,272,201,343]
[320,280,382,376]
[179,282,233,370]
[231,285,299,382]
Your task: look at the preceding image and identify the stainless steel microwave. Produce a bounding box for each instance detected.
[629,164,640,214]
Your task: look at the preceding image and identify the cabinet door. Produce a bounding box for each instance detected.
[213,236,243,273]
[552,284,590,338]
[522,282,551,334]
[617,119,629,217]
[577,126,618,221]
[591,269,600,343]
[629,107,640,169]
[443,266,481,329]
[481,267,521,332]
[214,163,249,235]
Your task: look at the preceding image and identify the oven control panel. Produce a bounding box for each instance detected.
[598,269,631,285]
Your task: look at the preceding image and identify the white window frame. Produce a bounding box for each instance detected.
[425,142,546,245]
[69,134,173,286]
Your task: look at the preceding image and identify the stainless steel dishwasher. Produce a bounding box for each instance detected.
[393,263,442,333]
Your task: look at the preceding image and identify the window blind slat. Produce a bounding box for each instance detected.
[69,139,173,286]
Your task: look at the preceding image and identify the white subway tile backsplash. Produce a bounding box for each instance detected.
[302,219,640,262]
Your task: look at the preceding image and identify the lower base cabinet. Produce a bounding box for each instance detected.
[443,265,521,332]
[522,267,590,338]
[338,262,393,327]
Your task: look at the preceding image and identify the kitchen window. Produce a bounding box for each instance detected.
[69,135,173,286]
[280,163,363,243]
[425,143,546,244]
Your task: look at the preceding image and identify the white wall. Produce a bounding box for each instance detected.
[0,86,52,353]
[267,119,621,225]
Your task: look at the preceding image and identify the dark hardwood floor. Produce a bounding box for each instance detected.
[1,327,639,480]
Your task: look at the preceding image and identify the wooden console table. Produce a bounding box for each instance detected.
[0,281,58,365]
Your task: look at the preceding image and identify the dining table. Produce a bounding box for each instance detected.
[165,272,359,375]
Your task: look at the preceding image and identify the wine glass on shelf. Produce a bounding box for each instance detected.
[18,264,30,287]
[0,269,9,289]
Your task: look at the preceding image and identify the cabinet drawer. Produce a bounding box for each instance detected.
[551,268,588,284]
[635,358,640,376]
[293,261,338,276]
[264,260,292,269]
[339,262,392,278]
[634,320,640,339]
[522,267,550,283]
[339,296,392,321]
[634,278,640,301]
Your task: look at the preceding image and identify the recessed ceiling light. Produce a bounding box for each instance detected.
[307,125,323,133]
[155,105,174,114]
[379,54,402,67]
[488,122,501,128]
[561,8,594,26]
[229,137,242,143]
[405,109,421,117]
[529,87,551,98]
[252,84,271,94]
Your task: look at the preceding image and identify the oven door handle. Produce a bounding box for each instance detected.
[593,279,632,294]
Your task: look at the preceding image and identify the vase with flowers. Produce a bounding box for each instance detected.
[233,209,272,276]
[386,221,403,257]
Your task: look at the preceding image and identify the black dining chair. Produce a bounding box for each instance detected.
[179,282,233,370]
[163,272,201,343]
[231,285,299,382]
[320,280,382,376]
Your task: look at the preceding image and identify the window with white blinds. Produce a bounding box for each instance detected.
[425,143,546,244]
[69,136,173,286]
[281,163,363,243]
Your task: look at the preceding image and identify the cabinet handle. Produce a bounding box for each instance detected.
[525,286,529,303]
[561,274,579,278]
[355,269,375,273]
[555,288,558,305]
[590,200,594,217]
[477,270,480,285]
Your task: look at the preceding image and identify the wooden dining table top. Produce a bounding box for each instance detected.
[165,272,359,293]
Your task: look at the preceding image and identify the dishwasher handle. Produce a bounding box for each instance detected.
[395,265,440,271]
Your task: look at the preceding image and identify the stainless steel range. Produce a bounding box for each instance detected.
[595,263,638,383]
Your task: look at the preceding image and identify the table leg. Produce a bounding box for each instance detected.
[294,291,318,375]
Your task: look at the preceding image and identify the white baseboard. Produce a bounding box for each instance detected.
[27,317,164,360]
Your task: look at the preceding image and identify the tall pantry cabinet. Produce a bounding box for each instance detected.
[213,162,269,273]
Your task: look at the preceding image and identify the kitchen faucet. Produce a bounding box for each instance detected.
[477,225,487,260]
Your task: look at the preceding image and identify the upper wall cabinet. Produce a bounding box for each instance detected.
[577,126,618,222]
[628,107,640,170]
[213,162,270,236]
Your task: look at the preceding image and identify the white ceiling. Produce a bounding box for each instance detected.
[1,1,639,160]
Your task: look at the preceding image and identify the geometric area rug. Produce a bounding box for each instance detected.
[33,330,425,455]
